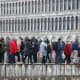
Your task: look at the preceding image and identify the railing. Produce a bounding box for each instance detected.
[0,64,80,78]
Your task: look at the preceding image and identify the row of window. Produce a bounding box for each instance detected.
[0,16,78,32]
[0,0,80,15]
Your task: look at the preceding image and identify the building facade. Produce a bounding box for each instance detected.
[0,0,80,41]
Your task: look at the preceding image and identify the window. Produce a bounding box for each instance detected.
[76,16,78,30]
[28,1,30,13]
[68,0,71,10]
[42,0,44,12]
[22,2,24,14]
[6,20,8,32]
[28,19,30,31]
[37,19,40,31]
[35,0,37,13]
[34,19,36,31]
[0,20,2,32]
[25,2,27,14]
[38,0,40,13]
[48,18,50,31]
[56,0,59,11]
[41,18,43,31]
[67,17,70,30]
[52,0,55,11]
[59,18,62,30]
[63,17,66,30]
[12,20,14,32]
[15,19,17,32]
[55,18,58,30]
[24,19,26,32]
[71,17,74,30]
[52,18,54,30]
[72,0,75,9]
[3,20,5,32]
[60,0,63,11]
[44,18,47,31]
[9,20,11,32]
[18,19,20,32]
[21,19,23,32]
[64,0,67,10]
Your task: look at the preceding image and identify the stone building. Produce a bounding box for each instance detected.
[0,0,80,41]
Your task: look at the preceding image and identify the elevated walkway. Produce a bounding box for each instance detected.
[0,63,80,78]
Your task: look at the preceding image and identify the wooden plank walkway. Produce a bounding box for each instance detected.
[0,64,80,78]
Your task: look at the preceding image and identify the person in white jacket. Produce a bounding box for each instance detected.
[40,40,47,63]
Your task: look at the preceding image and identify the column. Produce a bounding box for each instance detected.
[50,0,52,12]
[62,17,63,31]
[50,18,52,31]
[10,19,12,32]
[66,17,67,31]
[58,18,59,31]
[14,19,15,32]
[67,0,68,10]
[59,0,60,11]
[47,0,49,12]
[42,18,44,31]
[71,0,72,10]
[75,0,77,10]
[70,17,71,31]
[54,18,55,31]
[40,0,42,13]
[17,2,19,14]
[74,16,76,31]
[2,20,3,32]
[23,19,24,32]
[40,18,41,31]
[63,0,64,11]
[36,18,38,31]
[33,19,34,31]
[43,0,45,13]
[20,19,21,32]
[29,19,31,31]
[26,19,28,32]
[55,0,56,11]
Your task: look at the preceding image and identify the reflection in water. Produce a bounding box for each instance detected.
[1,77,80,80]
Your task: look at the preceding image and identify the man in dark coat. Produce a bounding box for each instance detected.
[24,37,32,63]
[0,38,5,63]
[31,37,39,63]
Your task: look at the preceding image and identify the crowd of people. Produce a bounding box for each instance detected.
[0,36,80,64]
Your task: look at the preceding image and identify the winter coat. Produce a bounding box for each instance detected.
[0,41,5,54]
[64,43,71,55]
[20,41,24,52]
[24,40,32,56]
[17,39,22,52]
[72,41,79,51]
[9,40,18,54]
[47,44,52,54]
[40,42,47,56]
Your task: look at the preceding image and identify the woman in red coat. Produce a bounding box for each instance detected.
[9,38,18,63]
[64,41,71,64]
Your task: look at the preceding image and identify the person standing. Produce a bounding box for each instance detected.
[46,40,52,63]
[40,40,47,64]
[5,37,10,63]
[9,38,18,63]
[0,37,5,63]
[64,41,71,64]
[55,38,64,64]
[24,37,33,63]
[71,39,79,63]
